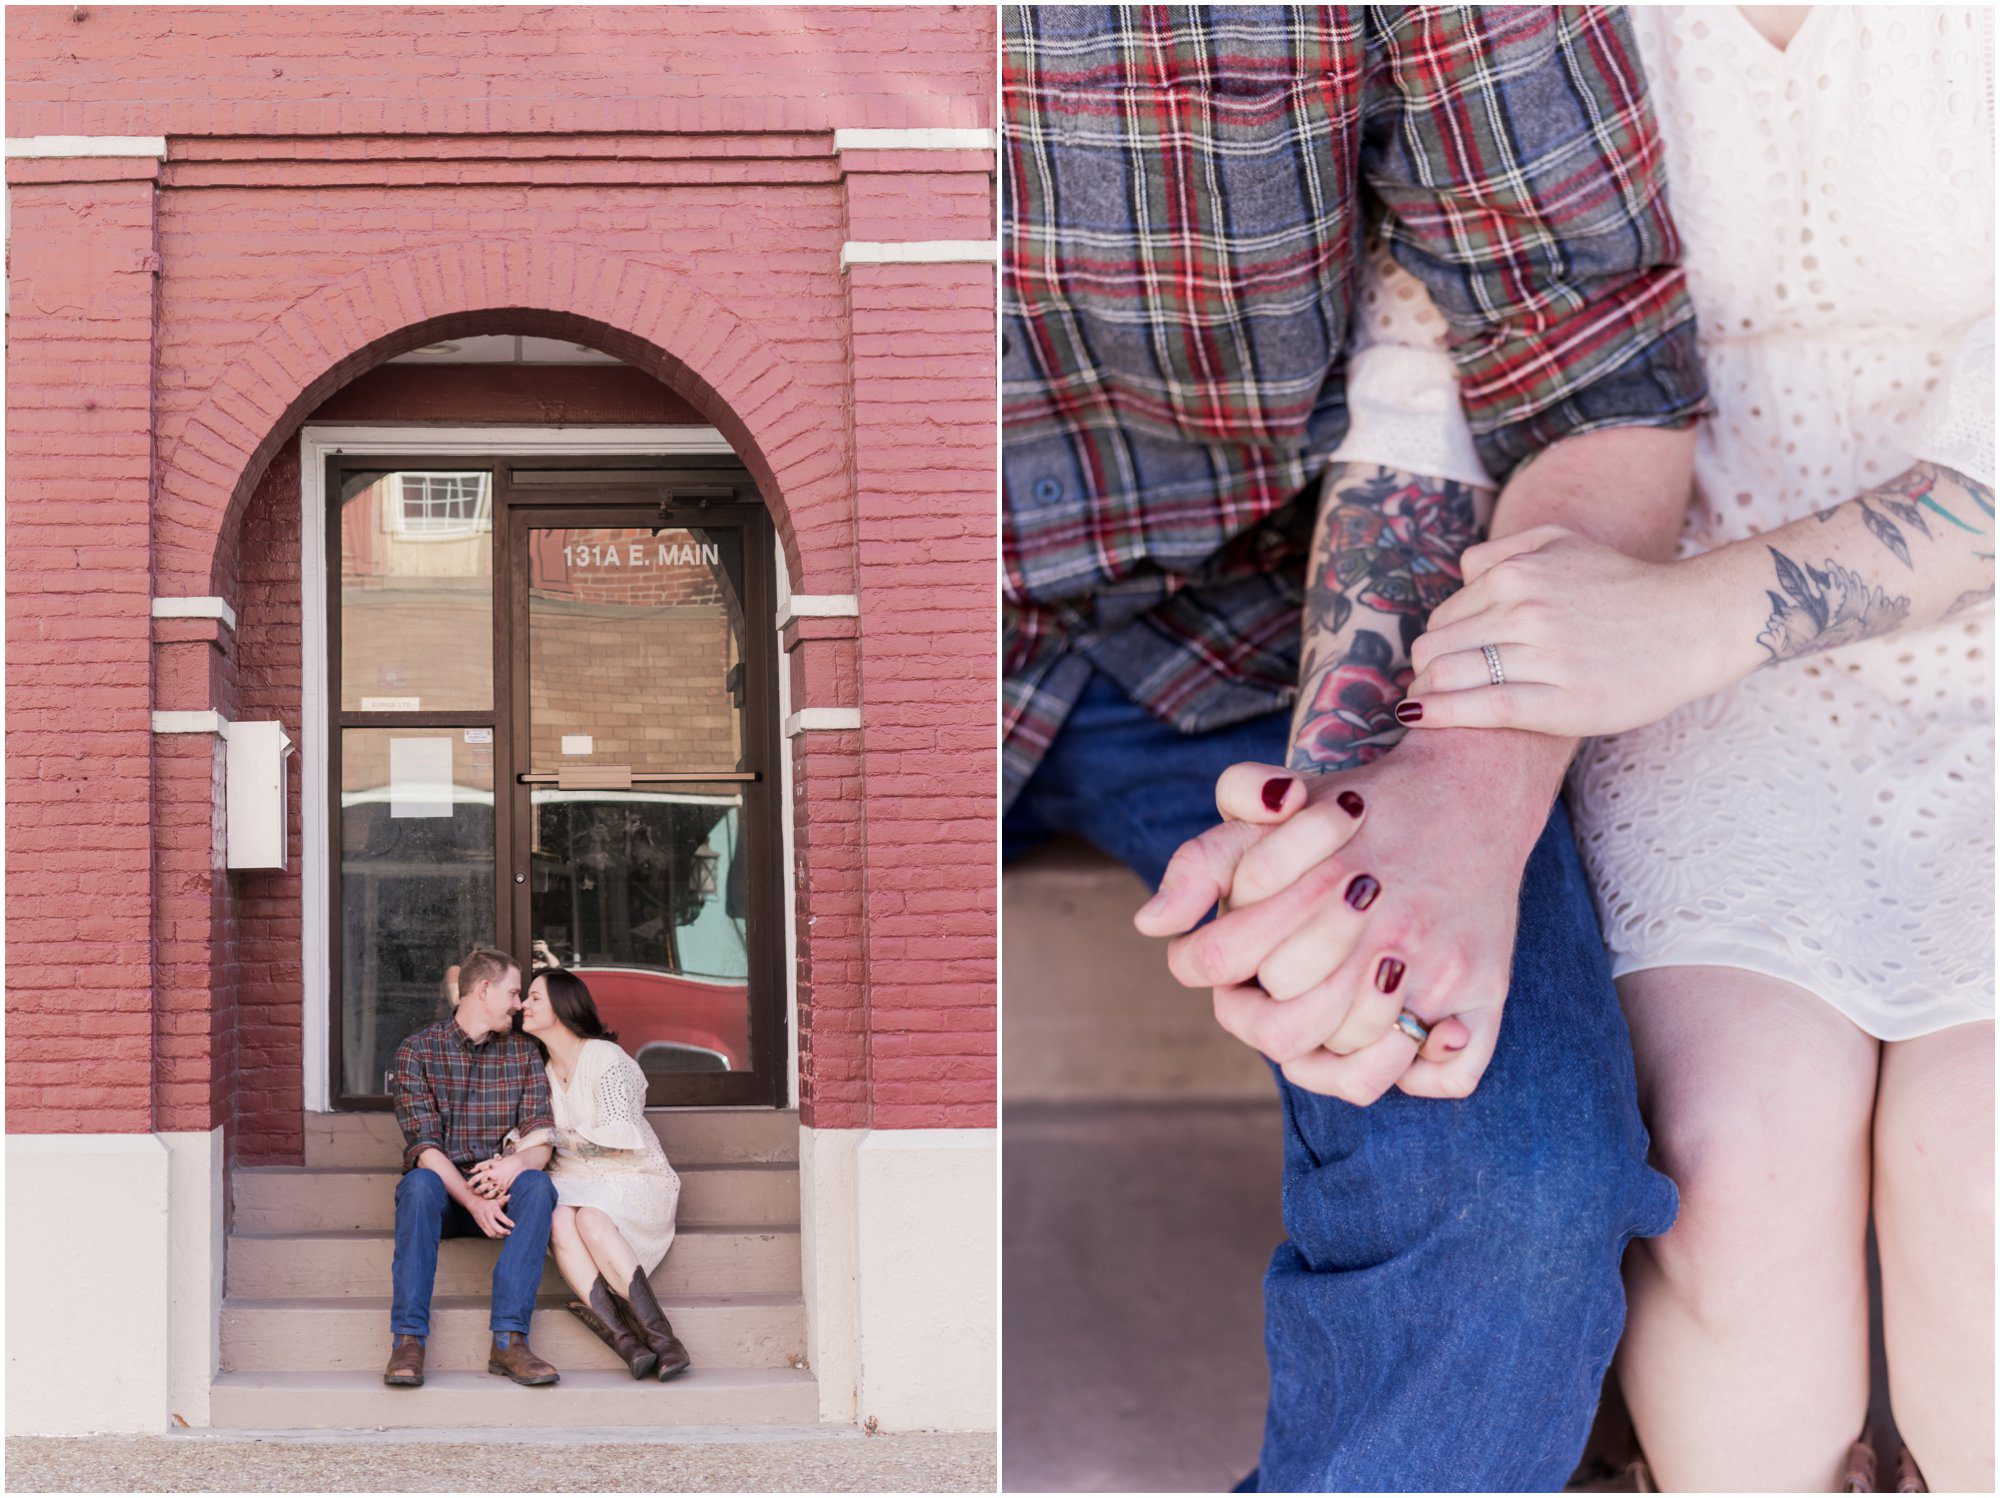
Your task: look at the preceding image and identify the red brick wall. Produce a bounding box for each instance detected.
[5,165,161,1134]
[5,5,998,1146]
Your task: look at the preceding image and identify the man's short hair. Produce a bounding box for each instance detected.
[457,947,519,1000]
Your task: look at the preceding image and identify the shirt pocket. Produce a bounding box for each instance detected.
[1007,70,1363,449]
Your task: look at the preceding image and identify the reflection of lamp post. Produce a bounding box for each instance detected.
[692,841,719,899]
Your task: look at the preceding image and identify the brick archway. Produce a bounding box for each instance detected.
[153,241,848,601]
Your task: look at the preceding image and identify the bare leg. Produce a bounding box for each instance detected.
[574,1205,643,1294]
[1616,966,1879,1492]
[1875,1021,1995,1494]
[548,1206,601,1303]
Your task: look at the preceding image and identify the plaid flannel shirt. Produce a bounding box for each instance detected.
[392,1015,555,1174]
[1001,5,1711,804]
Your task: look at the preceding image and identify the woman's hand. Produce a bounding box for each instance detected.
[1402,525,1733,738]
[467,1154,521,1201]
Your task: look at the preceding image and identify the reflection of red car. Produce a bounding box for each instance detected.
[566,966,750,1073]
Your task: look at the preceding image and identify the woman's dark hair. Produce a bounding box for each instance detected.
[528,967,619,1051]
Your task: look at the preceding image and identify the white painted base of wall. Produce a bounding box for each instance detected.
[5,1129,223,1434]
[799,1126,997,1433]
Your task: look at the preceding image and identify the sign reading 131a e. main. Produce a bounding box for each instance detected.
[564,540,722,569]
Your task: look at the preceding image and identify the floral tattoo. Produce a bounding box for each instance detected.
[1756,549,1912,665]
[1291,467,1483,772]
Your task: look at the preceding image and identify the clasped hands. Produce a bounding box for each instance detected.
[1133,746,1537,1106]
[464,1154,523,1238]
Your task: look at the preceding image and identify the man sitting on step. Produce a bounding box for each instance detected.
[384,945,561,1389]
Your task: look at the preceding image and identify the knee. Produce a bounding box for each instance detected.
[1645,1076,1869,1320]
[1878,1057,1995,1238]
[550,1206,581,1251]
[396,1168,447,1213]
[510,1168,554,1208]
[574,1206,618,1247]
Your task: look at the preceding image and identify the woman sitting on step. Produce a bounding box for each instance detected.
[476,968,691,1381]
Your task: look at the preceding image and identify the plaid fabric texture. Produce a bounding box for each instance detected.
[393,1016,555,1173]
[1001,5,1711,802]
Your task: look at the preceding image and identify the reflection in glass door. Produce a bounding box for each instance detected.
[329,461,783,1109]
[510,507,781,1107]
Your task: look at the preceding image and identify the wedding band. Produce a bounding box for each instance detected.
[1481,643,1505,687]
[1394,1010,1431,1046]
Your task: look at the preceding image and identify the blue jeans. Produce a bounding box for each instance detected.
[390,1166,555,1341]
[1006,671,1678,1493]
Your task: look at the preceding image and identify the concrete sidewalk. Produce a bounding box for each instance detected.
[5,1429,997,1493]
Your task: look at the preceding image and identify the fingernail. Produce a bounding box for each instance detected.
[1445,1034,1468,1053]
[1344,874,1381,911]
[1337,790,1364,818]
[1261,776,1292,812]
[1374,956,1404,993]
[1395,701,1423,725]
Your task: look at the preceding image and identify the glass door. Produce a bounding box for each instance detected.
[328,458,784,1109]
[508,501,783,1107]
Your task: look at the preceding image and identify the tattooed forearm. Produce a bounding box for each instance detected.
[1756,549,1912,665]
[1289,467,1484,772]
[1825,461,1996,569]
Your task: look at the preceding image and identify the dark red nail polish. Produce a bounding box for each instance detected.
[1261,776,1291,812]
[1344,874,1381,911]
[1445,1034,1469,1053]
[1395,701,1423,725]
[1337,790,1364,818]
[1374,956,1404,993]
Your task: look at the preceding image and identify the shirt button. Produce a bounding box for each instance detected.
[1031,476,1063,504]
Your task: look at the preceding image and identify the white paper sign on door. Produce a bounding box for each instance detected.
[389,737,453,819]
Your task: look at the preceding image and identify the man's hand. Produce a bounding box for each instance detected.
[465,1192,515,1240]
[467,1154,521,1202]
[1136,742,1548,1104]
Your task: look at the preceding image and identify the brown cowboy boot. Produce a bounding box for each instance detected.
[486,1330,559,1386]
[383,1333,425,1388]
[612,1268,692,1380]
[564,1275,658,1380]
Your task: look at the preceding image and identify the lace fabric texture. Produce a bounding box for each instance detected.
[546,1038,681,1273]
[1334,6,1995,1035]
[1570,5,1996,1035]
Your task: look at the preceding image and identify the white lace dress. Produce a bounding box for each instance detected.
[545,1039,681,1272]
[1336,7,1996,1039]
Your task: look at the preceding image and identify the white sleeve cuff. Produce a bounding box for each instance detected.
[1329,343,1494,492]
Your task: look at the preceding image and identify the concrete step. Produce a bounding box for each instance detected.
[226,1226,801,1299]
[207,1366,820,1430]
[232,1163,798,1233]
[221,1293,805,1373]
[303,1109,800,1169]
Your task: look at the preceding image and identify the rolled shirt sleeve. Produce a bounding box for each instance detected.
[1360,5,1710,483]
[514,1047,556,1141]
[392,1039,448,1174]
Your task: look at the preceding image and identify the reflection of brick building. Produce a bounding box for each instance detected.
[6,5,995,1441]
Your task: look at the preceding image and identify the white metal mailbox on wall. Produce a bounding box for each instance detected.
[224,720,294,870]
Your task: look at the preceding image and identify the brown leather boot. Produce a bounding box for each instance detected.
[564,1275,658,1380]
[613,1268,692,1380]
[486,1331,559,1386]
[383,1333,426,1387]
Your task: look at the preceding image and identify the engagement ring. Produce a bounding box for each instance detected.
[1481,643,1505,687]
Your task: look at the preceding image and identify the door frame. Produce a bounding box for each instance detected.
[299,425,800,1113]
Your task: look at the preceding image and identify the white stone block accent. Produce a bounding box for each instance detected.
[839,241,999,271]
[784,707,862,738]
[152,711,230,737]
[5,136,169,158]
[151,596,239,631]
[833,128,997,152]
[776,593,860,630]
